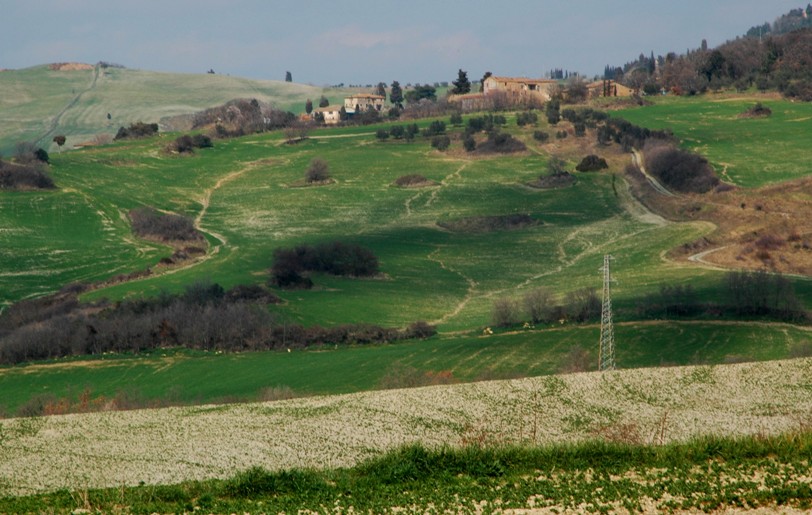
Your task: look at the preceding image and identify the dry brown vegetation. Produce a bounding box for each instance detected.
[626,167,812,275]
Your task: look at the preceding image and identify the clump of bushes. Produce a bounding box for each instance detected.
[0,159,55,190]
[476,131,526,153]
[740,102,772,118]
[0,282,437,369]
[490,286,600,327]
[114,122,159,140]
[637,271,806,322]
[270,241,380,289]
[533,130,549,142]
[192,98,278,136]
[644,141,719,193]
[422,120,446,137]
[529,170,575,189]
[129,207,202,242]
[438,214,537,233]
[431,135,450,151]
[516,111,538,126]
[394,174,434,187]
[575,154,608,172]
[13,142,50,165]
[305,158,331,183]
[172,134,213,153]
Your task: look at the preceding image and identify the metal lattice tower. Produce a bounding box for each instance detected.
[599,255,615,371]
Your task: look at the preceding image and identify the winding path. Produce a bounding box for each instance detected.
[631,149,675,197]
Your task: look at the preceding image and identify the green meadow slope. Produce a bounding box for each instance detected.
[0,64,358,156]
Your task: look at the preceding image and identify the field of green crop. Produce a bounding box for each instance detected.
[0,64,359,156]
[1,320,809,416]
[616,95,812,188]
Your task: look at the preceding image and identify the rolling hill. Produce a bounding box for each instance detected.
[0,63,359,156]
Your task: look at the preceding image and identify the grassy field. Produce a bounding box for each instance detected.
[1,358,810,504]
[1,320,809,416]
[0,64,360,155]
[616,94,812,188]
[2,116,724,324]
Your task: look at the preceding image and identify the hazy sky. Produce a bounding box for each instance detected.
[0,1,802,85]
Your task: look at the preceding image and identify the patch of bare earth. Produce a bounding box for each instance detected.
[48,62,94,71]
[626,168,812,275]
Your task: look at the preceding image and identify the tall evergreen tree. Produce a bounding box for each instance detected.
[305,99,313,114]
[390,81,403,108]
[285,71,292,82]
[451,69,471,94]
[375,82,387,97]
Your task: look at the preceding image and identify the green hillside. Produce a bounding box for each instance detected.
[0,64,359,156]
[616,95,812,188]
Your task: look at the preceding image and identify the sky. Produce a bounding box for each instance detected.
[0,0,804,85]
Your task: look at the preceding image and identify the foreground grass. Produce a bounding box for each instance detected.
[2,358,810,498]
[2,433,810,513]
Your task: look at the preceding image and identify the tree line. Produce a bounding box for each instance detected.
[0,282,435,366]
[607,8,812,100]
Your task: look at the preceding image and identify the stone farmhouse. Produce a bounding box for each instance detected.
[313,105,342,125]
[587,80,636,98]
[482,76,559,102]
[344,94,385,114]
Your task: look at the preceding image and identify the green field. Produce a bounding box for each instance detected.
[3,90,812,416]
[0,64,359,156]
[2,321,809,415]
[1,118,721,327]
[616,95,812,188]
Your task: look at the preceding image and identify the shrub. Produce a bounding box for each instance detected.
[741,103,772,118]
[394,174,431,187]
[565,288,600,322]
[431,135,451,151]
[492,298,520,327]
[644,141,719,193]
[523,287,553,323]
[0,160,55,190]
[463,136,476,152]
[270,241,379,289]
[305,158,330,183]
[533,130,549,142]
[375,128,390,141]
[555,130,568,139]
[129,207,201,242]
[422,120,446,137]
[477,131,526,153]
[449,112,463,126]
[389,125,405,139]
[575,155,608,172]
[114,122,159,140]
[173,135,195,153]
[516,111,538,127]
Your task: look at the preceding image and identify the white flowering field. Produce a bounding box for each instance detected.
[1,358,810,497]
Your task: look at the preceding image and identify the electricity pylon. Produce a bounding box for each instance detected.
[599,255,615,371]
